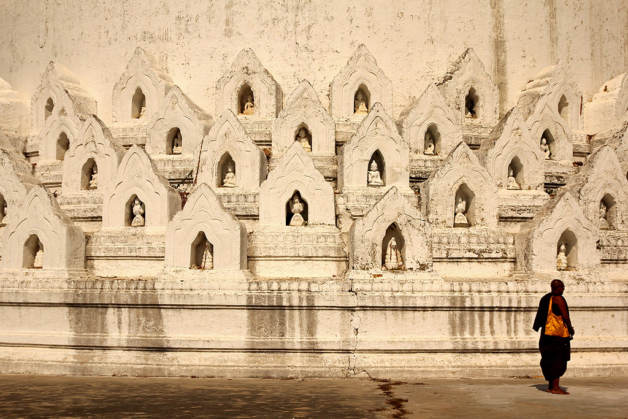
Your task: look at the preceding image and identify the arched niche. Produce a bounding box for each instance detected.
[285,191,308,226]
[454,183,475,227]
[131,87,146,119]
[541,129,555,159]
[125,194,146,227]
[424,124,441,155]
[464,87,479,119]
[238,83,255,116]
[368,150,386,186]
[508,156,524,189]
[600,193,617,230]
[56,132,69,161]
[557,230,578,270]
[23,234,44,269]
[190,231,213,269]
[294,123,313,152]
[45,98,54,121]
[381,223,405,270]
[217,152,237,188]
[558,94,569,125]
[354,84,371,115]
[166,127,182,155]
[81,158,98,190]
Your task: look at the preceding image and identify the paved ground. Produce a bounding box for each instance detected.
[0,374,627,418]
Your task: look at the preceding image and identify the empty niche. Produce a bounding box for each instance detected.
[0,193,6,224]
[238,83,255,115]
[81,158,99,190]
[295,123,312,152]
[464,87,479,119]
[131,87,146,119]
[382,223,405,270]
[217,152,237,188]
[540,129,555,159]
[367,150,385,186]
[454,184,475,227]
[45,98,54,121]
[286,191,308,226]
[558,94,569,125]
[125,194,146,227]
[190,231,214,270]
[23,234,44,269]
[354,84,370,115]
[167,127,183,155]
[423,124,441,155]
[557,230,577,271]
[599,194,617,230]
[507,156,524,190]
[56,132,70,161]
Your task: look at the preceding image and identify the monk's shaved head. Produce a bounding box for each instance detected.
[551,279,564,289]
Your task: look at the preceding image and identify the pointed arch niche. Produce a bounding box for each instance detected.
[557,229,578,270]
[294,123,313,152]
[56,132,69,160]
[190,231,214,269]
[600,193,617,230]
[238,83,255,115]
[381,223,405,270]
[541,129,555,159]
[81,158,98,190]
[454,183,476,227]
[124,194,145,227]
[368,150,386,186]
[464,87,479,119]
[131,87,146,119]
[508,156,524,188]
[45,98,55,121]
[217,152,237,188]
[23,234,44,269]
[166,127,182,155]
[424,124,441,155]
[285,190,308,226]
[558,94,569,124]
[354,84,371,115]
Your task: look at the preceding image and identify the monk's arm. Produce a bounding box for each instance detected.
[554,295,575,335]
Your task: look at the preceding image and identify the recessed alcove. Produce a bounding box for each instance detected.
[45,98,54,121]
[464,88,479,119]
[217,152,236,188]
[238,83,254,115]
[454,183,475,227]
[368,150,386,186]
[131,87,146,119]
[541,129,555,158]
[56,132,70,161]
[190,231,213,269]
[166,127,182,155]
[381,223,405,270]
[0,194,6,224]
[508,156,524,188]
[81,158,98,190]
[285,191,308,226]
[558,94,569,125]
[23,234,44,269]
[557,230,578,270]
[125,194,145,227]
[601,193,617,230]
[424,124,441,155]
[295,123,313,151]
[354,84,371,115]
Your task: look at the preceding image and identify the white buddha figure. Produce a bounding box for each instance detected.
[541,137,551,160]
[222,163,236,187]
[2,202,8,222]
[131,197,145,227]
[454,196,469,227]
[242,94,255,115]
[368,160,384,186]
[89,165,98,190]
[556,243,568,271]
[383,237,403,271]
[289,194,305,226]
[172,130,183,155]
[354,90,368,115]
[296,128,312,152]
[507,166,520,190]
[599,201,610,230]
[424,131,435,155]
[33,248,44,269]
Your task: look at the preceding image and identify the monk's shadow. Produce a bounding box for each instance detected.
[530,384,569,392]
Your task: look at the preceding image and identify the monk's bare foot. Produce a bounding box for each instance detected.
[550,388,569,395]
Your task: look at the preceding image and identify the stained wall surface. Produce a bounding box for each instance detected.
[1,0,627,125]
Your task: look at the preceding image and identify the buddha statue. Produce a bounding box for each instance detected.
[131,197,145,227]
[507,167,520,190]
[222,164,236,187]
[367,161,384,186]
[599,201,610,230]
[354,90,368,115]
[288,194,305,226]
[383,237,403,271]
[296,128,312,152]
[556,244,568,271]
[465,97,476,118]
[33,248,44,269]
[88,165,98,190]
[540,137,551,160]
[242,94,255,115]
[2,202,8,222]
[200,242,213,270]
[454,196,469,227]
[424,131,435,155]
[172,130,183,155]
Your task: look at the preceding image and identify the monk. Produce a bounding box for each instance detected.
[532,279,575,394]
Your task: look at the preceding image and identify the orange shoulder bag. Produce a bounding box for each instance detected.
[545,296,570,338]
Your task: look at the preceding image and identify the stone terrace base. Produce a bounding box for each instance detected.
[0,276,626,378]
